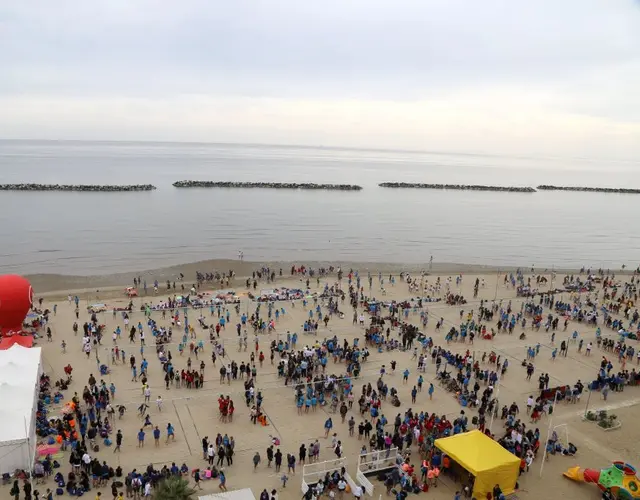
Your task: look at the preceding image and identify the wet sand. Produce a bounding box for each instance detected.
[26,258,604,295]
[19,265,640,500]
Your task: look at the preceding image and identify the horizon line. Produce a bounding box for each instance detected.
[0,138,628,165]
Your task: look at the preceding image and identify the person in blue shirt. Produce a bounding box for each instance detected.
[166,423,175,443]
[324,418,333,438]
[370,406,378,420]
[153,426,161,447]
[219,470,227,491]
[428,383,434,400]
[402,369,410,383]
[417,375,424,391]
[137,428,145,447]
[297,397,304,414]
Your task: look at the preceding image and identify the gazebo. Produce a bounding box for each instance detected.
[435,430,520,498]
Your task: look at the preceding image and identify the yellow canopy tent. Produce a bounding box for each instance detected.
[435,430,520,498]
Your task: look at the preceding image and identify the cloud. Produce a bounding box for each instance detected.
[0,0,639,157]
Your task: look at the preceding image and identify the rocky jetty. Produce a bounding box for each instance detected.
[172,181,363,191]
[379,182,536,193]
[0,184,156,192]
[537,185,640,194]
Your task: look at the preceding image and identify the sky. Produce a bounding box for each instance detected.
[0,0,639,158]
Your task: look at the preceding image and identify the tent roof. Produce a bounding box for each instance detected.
[434,430,520,475]
[0,345,42,443]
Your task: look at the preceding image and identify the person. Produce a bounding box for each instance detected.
[324,417,333,438]
[114,429,123,453]
[253,451,261,470]
[10,480,19,500]
[492,484,502,500]
[337,477,347,497]
[166,423,175,443]
[23,481,32,500]
[137,428,145,447]
[194,469,202,489]
[153,426,161,447]
[428,383,434,400]
[353,484,363,500]
[219,469,227,491]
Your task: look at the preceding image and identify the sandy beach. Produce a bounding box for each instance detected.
[10,260,640,500]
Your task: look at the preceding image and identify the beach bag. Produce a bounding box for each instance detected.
[104,438,112,446]
[56,488,64,496]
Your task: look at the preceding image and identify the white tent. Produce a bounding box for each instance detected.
[0,344,42,474]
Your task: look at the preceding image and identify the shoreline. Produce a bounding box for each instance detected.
[24,257,628,296]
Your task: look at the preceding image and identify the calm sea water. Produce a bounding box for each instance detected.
[0,140,638,275]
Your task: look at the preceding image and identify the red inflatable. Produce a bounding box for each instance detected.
[0,275,34,335]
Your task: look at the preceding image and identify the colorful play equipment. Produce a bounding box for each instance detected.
[564,461,640,499]
[0,274,34,335]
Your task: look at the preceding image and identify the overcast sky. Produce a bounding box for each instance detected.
[1,0,639,158]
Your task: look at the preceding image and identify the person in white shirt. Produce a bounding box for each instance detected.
[144,385,151,403]
[353,485,363,500]
[526,396,534,414]
[337,479,347,494]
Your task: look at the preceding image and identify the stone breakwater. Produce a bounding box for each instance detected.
[537,185,640,194]
[0,184,156,192]
[379,182,536,193]
[172,181,363,190]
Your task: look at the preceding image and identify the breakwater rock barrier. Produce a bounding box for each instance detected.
[379,182,536,193]
[536,185,640,194]
[172,181,363,191]
[0,183,156,192]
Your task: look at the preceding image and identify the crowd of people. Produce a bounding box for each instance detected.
[12,265,640,500]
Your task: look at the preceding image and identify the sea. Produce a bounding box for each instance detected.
[0,140,638,276]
